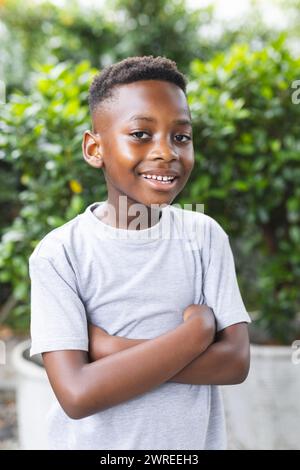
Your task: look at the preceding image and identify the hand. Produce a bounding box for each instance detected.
[183,304,213,322]
[183,304,216,342]
[88,323,145,362]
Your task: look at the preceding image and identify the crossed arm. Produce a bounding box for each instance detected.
[42,304,250,420]
[88,318,250,386]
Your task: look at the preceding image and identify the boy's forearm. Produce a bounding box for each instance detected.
[93,333,246,385]
[72,315,214,418]
[169,339,247,385]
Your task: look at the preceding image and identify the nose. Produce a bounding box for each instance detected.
[148,136,179,162]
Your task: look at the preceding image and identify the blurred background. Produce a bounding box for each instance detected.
[0,0,300,450]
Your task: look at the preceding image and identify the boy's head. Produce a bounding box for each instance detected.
[82,55,194,208]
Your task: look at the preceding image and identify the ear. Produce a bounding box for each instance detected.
[82,130,104,169]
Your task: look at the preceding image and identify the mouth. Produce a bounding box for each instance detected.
[138,173,179,191]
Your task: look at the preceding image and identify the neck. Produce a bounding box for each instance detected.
[95,196,162,230]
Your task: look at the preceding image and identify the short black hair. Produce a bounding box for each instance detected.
[88,55,188,114]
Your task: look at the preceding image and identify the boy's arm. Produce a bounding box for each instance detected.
[42,306,215,420]
[89,321,250,385]
[170,322,250,384]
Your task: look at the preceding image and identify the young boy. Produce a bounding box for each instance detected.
[29,55,251,450]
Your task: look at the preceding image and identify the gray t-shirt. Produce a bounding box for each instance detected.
[29,201,251,450]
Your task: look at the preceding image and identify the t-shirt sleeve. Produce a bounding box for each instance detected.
[29,252,89,357]
[202,217,252,332]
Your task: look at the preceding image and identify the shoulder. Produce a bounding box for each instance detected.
[168,203,228,245]
[29,214,82,266]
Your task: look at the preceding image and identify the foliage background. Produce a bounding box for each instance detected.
[0,0,299,343]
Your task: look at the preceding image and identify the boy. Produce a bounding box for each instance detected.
[29,55,251,450]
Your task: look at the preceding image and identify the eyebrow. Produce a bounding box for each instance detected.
[128,114,192,127]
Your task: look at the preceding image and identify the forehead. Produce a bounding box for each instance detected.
[93,80,191,129]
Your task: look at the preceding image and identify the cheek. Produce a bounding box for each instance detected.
[107,138,141,169]
[184,154,195,174]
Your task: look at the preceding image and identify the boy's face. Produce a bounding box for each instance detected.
[83,79,194,209]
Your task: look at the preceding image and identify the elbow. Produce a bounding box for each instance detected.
[232,362,249,385]
[61,390,87,420]
[232,347,250,385]
[60,385,93,420]
[61,383,108,420]
[65,405,86,421]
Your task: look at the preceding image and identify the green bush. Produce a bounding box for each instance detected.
[1,36,299,344]
[0,61,106,330]
[183,35,300,343]
[0,0,213,94]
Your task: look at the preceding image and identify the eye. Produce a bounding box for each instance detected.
[130,131,150,140]
[130,131,192,142]
[175,134,192,143]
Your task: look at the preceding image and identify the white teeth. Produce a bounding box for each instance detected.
[141,173,176,182]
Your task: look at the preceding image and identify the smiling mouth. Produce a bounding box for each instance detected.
[138,173,179,191]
